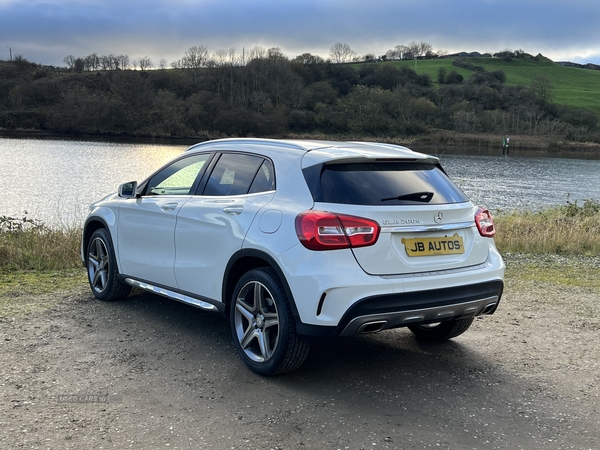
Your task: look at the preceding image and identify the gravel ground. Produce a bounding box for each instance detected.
[1,259,599,450]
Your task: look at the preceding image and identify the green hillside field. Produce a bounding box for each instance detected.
[388,57,600,115]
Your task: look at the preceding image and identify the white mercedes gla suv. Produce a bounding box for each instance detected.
[82,138,505,375]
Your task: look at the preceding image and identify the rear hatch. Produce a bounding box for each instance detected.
[302,153,489,276]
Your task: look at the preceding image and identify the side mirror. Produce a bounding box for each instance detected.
[118,181,138,199]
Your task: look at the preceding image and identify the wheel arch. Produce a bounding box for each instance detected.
[223,249,299,320]
[81,217,111,261]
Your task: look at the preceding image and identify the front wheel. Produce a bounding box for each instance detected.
[408,317,474,342]
[230,268,310,376]
[86,228,131,301]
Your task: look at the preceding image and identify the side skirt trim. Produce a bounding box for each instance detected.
[124,278,219,312]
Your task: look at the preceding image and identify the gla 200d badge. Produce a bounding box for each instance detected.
[383,218,421,225]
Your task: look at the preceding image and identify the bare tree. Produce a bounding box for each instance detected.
[211,48,242,67]
[247,46,267,61]
[213,49,229,67]
[228,48,242,65]
[178,45,210,68]
[159,58,167,69]
[117,54,130,70]
[405,41,433,59]
[386,44,410,60]
[63,55,76,70]
[139,56,153,71]
[99,55,110,70]
[101,54,119,70]
[84,53,100,71]
[419,42,433,57]
[268,47,287,61]
[330,42,356,63]
[531,74,553,104]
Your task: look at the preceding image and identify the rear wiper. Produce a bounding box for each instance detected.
[381,191,434,202]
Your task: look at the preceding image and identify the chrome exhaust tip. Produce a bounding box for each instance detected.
[357,320,388,334]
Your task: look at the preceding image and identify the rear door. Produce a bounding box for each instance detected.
[174,153,276,302]
[311,161,488,276]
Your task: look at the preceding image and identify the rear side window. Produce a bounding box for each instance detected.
[308,162,468,205]
[203,153,271,196]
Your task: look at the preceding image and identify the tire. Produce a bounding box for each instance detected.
[408,317,474,343]
[230,268,310,376]
[86,228,131,301]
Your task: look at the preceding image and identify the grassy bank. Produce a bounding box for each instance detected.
[1,201,598,297]
[0,215,82,272]
[0,215,84,298]
[494,199,600,255]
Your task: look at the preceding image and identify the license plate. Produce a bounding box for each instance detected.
[402,234,465,257]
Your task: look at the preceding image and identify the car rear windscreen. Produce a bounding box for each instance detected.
[312,162,468,205]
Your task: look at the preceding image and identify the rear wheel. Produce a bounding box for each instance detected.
[86,228,131,301]
[408,318,474,342]
[230,268,310,376]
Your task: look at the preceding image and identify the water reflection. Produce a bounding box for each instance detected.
[1,138,185,225]
[438,153,600,212]
[1,138,599,226]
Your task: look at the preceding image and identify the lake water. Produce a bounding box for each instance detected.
[1,137,599,226]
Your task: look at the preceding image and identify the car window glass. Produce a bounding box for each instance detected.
[317,162,468,205]
[249,159,275,194]
[204,154,264,196]
[146,154,210,196]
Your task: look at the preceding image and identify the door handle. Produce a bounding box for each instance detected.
[161,202,178,212]
[223,206,244,215]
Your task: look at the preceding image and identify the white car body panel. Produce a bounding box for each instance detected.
[174,192,275,300]
[117,196,191,287]
[278,240,504,326]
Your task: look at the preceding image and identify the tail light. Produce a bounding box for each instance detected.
[475,207,496,237]
[295,211,380,250]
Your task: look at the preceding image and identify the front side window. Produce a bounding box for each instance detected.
[203,154,272,196]
[146,154,211,196]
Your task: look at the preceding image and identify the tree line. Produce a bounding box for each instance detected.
[0,47,598,143]
[60,41,440,72]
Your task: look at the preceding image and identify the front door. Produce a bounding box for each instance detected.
[117,153,212,288]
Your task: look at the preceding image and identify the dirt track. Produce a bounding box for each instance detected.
[1,267,599,449]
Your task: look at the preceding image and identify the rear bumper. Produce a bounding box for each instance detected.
[296,279,503,340]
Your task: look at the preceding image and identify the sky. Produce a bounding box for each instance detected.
[1,0,600,67]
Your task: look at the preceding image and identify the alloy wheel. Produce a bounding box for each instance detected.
[233,280,280,363]
[88,236,110,294]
